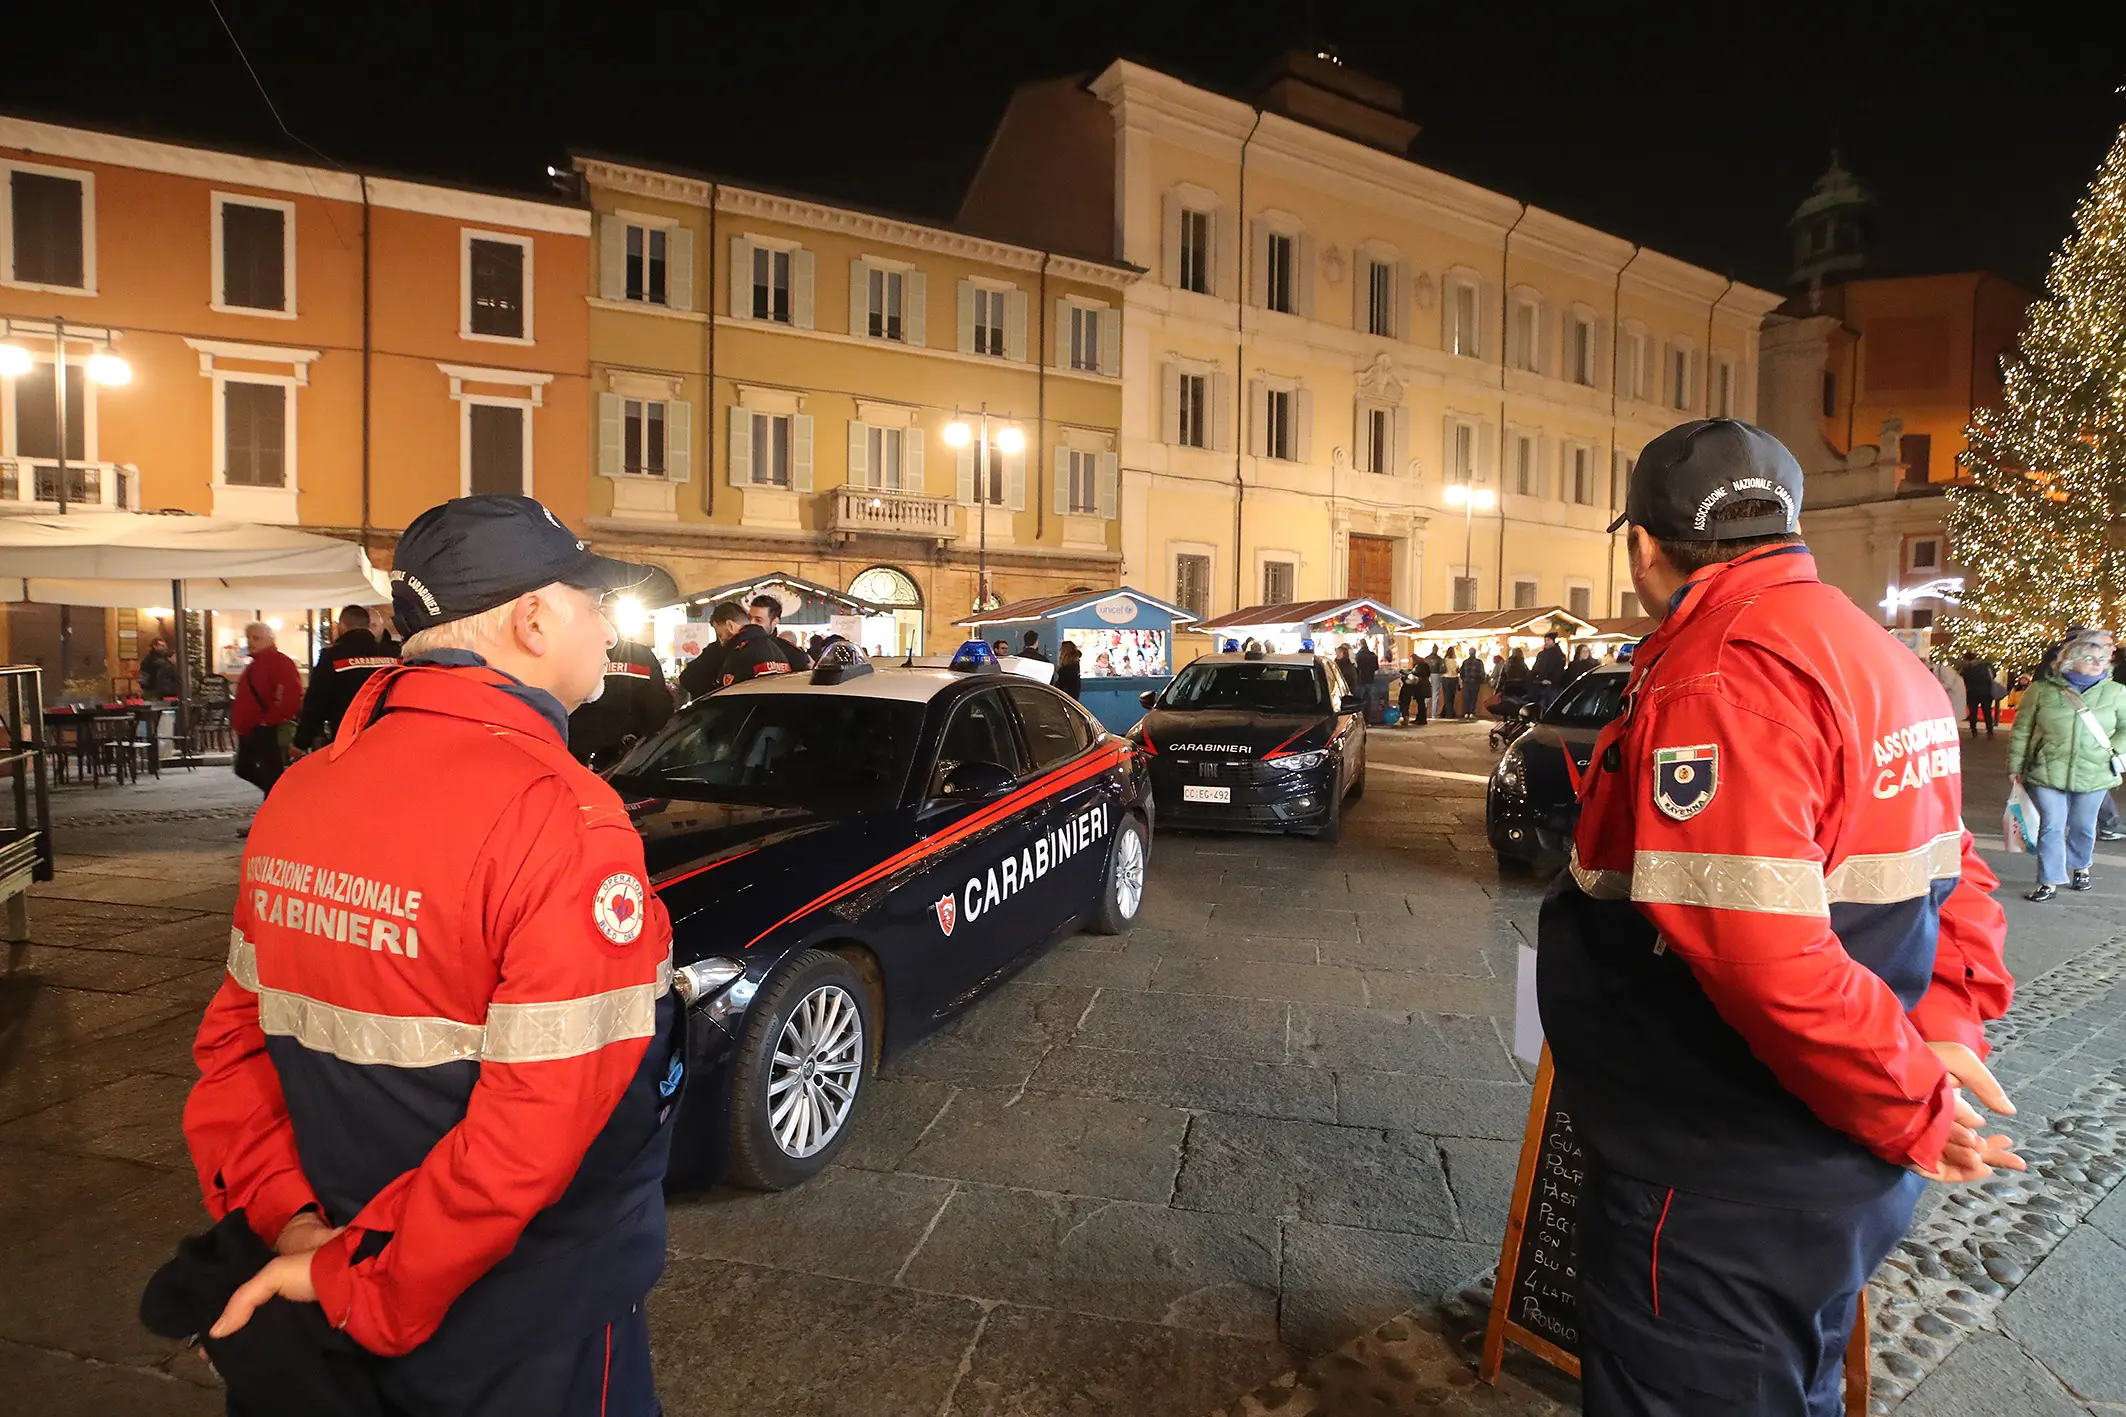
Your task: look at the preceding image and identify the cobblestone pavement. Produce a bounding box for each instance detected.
[4,724,2125,1414]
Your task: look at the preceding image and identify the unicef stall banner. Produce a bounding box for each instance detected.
[1069,628,1168,678]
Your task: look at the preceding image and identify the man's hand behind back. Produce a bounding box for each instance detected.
[1916,1041,2026,1184]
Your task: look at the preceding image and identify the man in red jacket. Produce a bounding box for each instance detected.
[185,495,679,1415]
[1539,420,2021,1416]
[232,621,303,795]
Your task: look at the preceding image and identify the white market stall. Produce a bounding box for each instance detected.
[1190,597,1420,660]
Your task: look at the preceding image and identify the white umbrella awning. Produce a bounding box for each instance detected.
[0,511,389,609]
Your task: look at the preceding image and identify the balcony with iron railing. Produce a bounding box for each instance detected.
[828,486,958,542]
[0,458,142,511]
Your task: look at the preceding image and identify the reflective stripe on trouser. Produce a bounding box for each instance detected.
[1574,1151,1924,1417]
[227,930,672,1067]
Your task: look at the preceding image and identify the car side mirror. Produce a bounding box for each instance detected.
[939,760,1016,799]
[1339,694,1362,714]
[1138,690,1158,709]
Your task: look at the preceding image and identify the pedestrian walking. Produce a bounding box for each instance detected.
[1540,419,2018,1417]
[2008,629,2126,901]
[1934,655,1968,729]
[1959,651,1999,738]
[293,605,397,754]
[567,636,673,769]
[1056,641,1083,700]
[1459,650,1485,719]
[1399,656,1430,725]
[232,622,302,795]
[676,600,747,702]
[182,493,678,1416]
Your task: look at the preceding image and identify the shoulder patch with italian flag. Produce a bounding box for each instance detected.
[1652,744,1719,821]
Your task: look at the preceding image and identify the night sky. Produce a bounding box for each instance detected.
[6,1,2122,293]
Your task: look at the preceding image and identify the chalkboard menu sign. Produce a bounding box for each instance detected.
[1480,1045,1873,1415]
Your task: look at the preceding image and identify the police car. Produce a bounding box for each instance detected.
[1486,663,1629,870]
[1129,651,1367,841]
[609,641,1151,1190]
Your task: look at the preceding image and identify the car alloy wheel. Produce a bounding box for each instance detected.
[1090,815,1150,935]
[768,983,864,1159]
[1113,825,1146,918]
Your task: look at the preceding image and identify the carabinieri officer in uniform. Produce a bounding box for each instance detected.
[1539,419,2021,1416]
[184,494,681,1415]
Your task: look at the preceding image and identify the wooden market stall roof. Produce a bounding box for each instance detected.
[1414,607,1600,639]
[954,587,1198,628]
[668,572,878,616]
[1584,616,1660,643]
[1193,597,1420,632]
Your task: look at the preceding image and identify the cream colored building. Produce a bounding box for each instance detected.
[572,156,1135,653]
[961,54,1783,626]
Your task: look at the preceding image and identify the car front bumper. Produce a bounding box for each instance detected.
[1151,760,1338,833]
[1486,782,1577,864]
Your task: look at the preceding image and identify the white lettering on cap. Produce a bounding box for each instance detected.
[1691,480,1797,532]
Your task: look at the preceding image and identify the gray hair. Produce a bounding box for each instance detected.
[399,584,584,659]
[243,621,273,642]
[2060,632,2113,675]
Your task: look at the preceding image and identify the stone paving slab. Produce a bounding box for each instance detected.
[955,1304,1297,1417]
[665,1168,956,1285]
[1072,990,1291,1064]
[1333,1073,1532,1141]
[1996,1226,2126,1404]
[1028,1045,1338,1124]
[1287,1005,1518,1079]
[1150,956,1368,1007]
[1896,1333,2089,1417]
[901,1087,1191,1202]
[1173,1114,1459,1238]
[0,1338,219,1417]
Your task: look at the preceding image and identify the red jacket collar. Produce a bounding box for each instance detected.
[1634,543,1818,669]
[329,661,564,760]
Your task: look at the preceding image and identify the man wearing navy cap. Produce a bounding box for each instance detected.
[184,494,679,1415]
[1538,420,2020,1415]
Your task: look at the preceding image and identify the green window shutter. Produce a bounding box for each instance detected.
[957,280,976,354]
[1097,452,1119,519]
[904,270,927,347]
[1053,448,1070,516]
[903,426,924,494]
[597,392,623,476]
[665,399,691,481]
[1097,308,1120,377]
[728,411,752,486]
[1054,298,1071,367]
[850,260,869,336]
[956,444,976,504]
[847,420,869,486]
[791,249,815,329]
[729,237,752,318]
[1006,447,1026,512]
[1004,290,1028,362]
[665,228,694,311]
[792,414,814,492]
[599,219,626,301]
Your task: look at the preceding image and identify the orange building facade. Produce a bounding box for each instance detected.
[0,117,591,686]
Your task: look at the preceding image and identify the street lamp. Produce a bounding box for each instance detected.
[1443,482,1497,610]
[943,405,1024,612]
[1,317,131,513]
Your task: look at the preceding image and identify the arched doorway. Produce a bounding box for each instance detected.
[850,565,924,656]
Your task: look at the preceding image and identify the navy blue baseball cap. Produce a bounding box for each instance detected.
[389,495,669,634]
[1607,419,1804,541]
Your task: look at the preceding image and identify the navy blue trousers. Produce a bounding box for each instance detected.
[379,1303,659,1417]
[1575,1154,1923,1417]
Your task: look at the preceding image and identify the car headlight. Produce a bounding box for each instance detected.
[1269,748,1329,772]
[1494,747,1526,795]
[673,956,746,1007]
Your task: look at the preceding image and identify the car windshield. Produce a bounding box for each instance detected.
[1544,672,1628,727]
[1162,662,1328,715]
[611,694,921,810]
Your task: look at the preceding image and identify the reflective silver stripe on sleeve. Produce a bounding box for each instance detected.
[1567,848,1632,900]
[1824,831,1964,905]
[227,928,259,993]
[483,981,661,1065]
[259,992,488,1068]
[1630,850,1830,917]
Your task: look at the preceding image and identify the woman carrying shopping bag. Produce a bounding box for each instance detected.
[2008,630,2126,901]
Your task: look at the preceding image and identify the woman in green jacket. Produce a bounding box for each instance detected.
[2009,630,2126,901]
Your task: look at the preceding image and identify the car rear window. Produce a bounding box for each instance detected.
[1162,662,1329,715]
[1545,672,1629,727]
[612,695,921,810]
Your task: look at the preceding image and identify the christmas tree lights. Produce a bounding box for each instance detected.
[1947,122,2126,670]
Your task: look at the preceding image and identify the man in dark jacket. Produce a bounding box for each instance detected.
[1532,631,1569,708]
[1959,651,1999,739]
[676,601,747,702]
[749,595,811,671]
[1019,630,1051,663]
[1458,650,1485,718]
[567,639,673,768]
[294,607,398,753]
[716,621,801,687]
[139,637,184,699]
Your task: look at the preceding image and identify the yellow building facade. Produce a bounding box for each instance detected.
[572,158,1135,652]
[961,58,1783,628]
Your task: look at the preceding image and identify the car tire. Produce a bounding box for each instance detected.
[1345,755,1366,802]
[1090,813,1149,935]
[1314,786,1343,843]
[1495,853,1533,875]
[724,949,875,1191]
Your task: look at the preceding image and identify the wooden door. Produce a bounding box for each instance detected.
[1347,535,1395,605]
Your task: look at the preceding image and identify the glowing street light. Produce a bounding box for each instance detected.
[1444,482,1496,607]
[945,404,1023,612]
[86,351,132,386]
[0,344,30,378]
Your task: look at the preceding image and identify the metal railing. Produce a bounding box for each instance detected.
[0,458,141,510]
[828,486,958,541]
[0,666,55,941]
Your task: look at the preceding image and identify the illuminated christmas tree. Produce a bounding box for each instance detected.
[1948,121,2126,669]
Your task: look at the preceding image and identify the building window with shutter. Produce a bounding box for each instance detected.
[747,412,793,487]
[223,382,288,487]
[1624,330,1649,399]
[1513,579,1538,610]
[1178,209,1211,294]
[1448,279,1480,357]
[466,402,528,495]
[1452,576,1478,612]
[464,232,531,341]
[1911,538,1939,570]
[1513,435,1535,496]
[214,196,292,314]
[1619,591,1642,617]
[1714,357,1735,417]
[1177,372,1209,449]
[1449,421,1476,484]
[1069,305,1102,372]
[623,225,668,305]
[1568,584,1592,619]
[1263,559,1296,605]
[621,399,667,477]
[1572,446,1594,505]
[867,267,905,341]
[1063,449,1100,514]
[5,165,90,291]
[1511,297,1539,372]
[1360,406,1392,474]
[971,287,1005,357]
[1265,232,1295,314]
[1264,388,1293,461]
[1366,259,1396,337]
[862,426,904,492]
[1570,315,1596,386]
[1175,553,1211,619]
[1670,346,1691,410]
[751,245,790,321]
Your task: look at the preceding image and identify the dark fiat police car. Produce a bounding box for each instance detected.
[1130,651,1366,841]
[1486,663,1629,869]
[610,641,1150,1190]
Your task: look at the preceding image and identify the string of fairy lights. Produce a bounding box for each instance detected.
[1947,120,2126,670]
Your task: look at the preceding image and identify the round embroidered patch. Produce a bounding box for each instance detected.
[593,871,646,946]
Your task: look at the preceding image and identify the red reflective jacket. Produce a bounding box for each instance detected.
[1538,545,2011,1203]
[184,660,677,1360]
